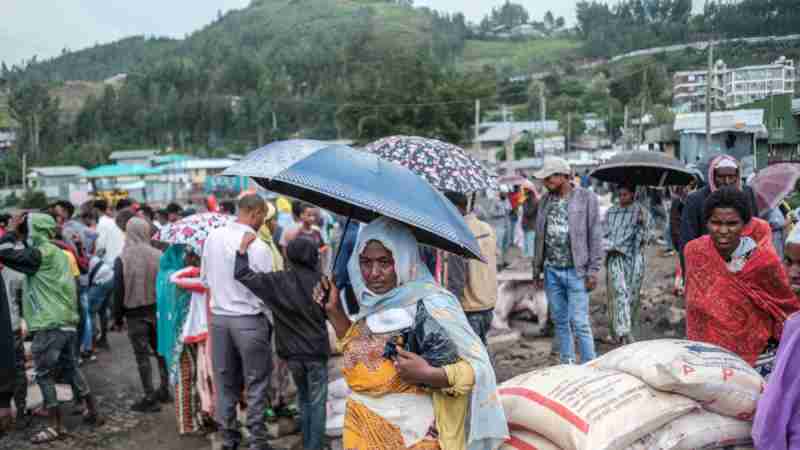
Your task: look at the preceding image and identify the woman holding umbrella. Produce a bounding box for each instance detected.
[317,218,507,450]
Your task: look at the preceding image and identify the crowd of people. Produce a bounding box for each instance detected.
[0,150,799,449]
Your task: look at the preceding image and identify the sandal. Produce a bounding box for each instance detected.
[31,427,62,444]
[0,414,13,434]
[83,412,105,427]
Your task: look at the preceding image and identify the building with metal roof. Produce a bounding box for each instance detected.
[108,149,159,166]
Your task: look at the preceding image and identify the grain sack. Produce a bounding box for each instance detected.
[626,409,752,450]
[588,339,764,419]
[498,365,696,450]
[326,378,351,437]
[502,429,562,450]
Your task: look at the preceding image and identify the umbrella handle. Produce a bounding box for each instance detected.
[658,171,668,188]
[332,211,353,275]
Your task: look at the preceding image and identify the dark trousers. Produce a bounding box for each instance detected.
[127,314,169,398]
[31,329,90,410]
[210,314,273,450]
[13,332,27,416]
[465,309,494,346]
[287,359,328,450]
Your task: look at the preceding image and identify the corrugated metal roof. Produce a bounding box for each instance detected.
[84,164,163,178]
[29,166,86,177]
[476,121,560,143]
[674,109,764,131]
[108,149,158,160]
[159,158,237,171]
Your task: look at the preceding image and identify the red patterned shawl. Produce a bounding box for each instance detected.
[685,228,799,366]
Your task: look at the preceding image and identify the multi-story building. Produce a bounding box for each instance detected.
[672,69,723,113]
[673,57,795,112]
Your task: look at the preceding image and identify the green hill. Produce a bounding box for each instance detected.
[12,0,457,84]
[460,39,583,74]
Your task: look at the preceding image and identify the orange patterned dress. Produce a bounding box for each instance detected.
[341,320,441,450]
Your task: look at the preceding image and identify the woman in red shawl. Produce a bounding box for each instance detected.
[685,187,799,376]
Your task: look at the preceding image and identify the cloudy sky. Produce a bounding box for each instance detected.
[1,1,701,67]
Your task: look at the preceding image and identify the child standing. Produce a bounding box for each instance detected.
[235,233,330,450]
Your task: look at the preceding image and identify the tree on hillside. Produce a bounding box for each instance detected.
[482,1,530,30]
[7,79,60,160]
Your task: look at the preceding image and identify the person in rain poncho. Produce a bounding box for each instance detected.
[0,213,101,444]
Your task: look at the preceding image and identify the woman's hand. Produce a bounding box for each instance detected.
[394,348,449,388]
[315,276,351,339]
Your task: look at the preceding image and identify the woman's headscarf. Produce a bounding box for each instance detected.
[708,155,741,192]
[346,217,508,450]
[258,202,284,271]
[120,217,162,309]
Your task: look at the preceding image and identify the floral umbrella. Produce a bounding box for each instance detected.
[364,135,498,193]
[154,212,235,255]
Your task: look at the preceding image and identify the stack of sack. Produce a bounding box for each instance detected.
[325,378,351,438]
[499,339,763,450]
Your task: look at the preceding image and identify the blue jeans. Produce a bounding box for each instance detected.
[544,266,596,364]
[87,280,114,343]
[288,359,328,450]
[523,231,536,258]
[79,289,92,352]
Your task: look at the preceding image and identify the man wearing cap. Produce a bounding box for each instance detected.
[532,157,602,364]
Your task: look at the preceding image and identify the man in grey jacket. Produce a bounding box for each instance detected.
[532,157,602,364]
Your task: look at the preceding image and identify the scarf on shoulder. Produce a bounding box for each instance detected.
[685,227,799,365]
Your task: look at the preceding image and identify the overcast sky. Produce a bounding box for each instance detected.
[2,0,702,68]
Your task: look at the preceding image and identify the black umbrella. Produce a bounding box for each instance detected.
[590,151,695,186]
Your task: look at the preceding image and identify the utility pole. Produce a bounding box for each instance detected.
[566,112,572,154]
[21,152,26,190]
[639,69,648,151]
[705,41,714,157]
[504,104,515,162]
[539,84,546,155]
[624,105,630,150]
[474,99,481,157]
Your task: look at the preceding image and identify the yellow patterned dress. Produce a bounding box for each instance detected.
[340,320,474,450]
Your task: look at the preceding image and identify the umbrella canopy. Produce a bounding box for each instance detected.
[155,212,236,255]
[751,163,800,214]
[590,151,695,186]
[223,140,483,260]
[364,136,497,193]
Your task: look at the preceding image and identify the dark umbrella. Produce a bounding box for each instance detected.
[590,151,695,186]
[222,140,483,260]
[751,163,800,214]
[364,136,497,193]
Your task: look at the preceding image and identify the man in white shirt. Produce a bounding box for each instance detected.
[93,200,125,265]
[202,194,274,450]
[92,200,125,349]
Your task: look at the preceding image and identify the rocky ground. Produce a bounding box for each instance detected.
[0,246,685,450]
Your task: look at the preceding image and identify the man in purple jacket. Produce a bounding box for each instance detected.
[532,157,602,364]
